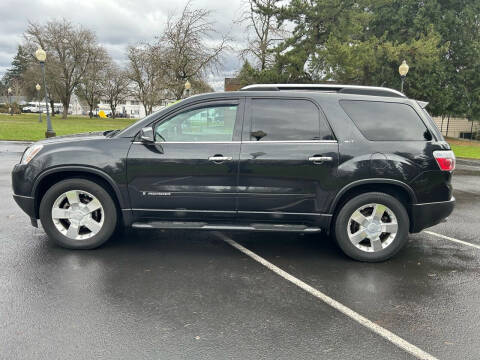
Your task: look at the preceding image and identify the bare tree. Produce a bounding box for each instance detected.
[21,45,59,115]
[101,63,130,119]
[189,78,214,94]
[8,78,24,98]
[76,46,110,117]
[157,2,229,99]
[25,19,97,118]
[127,44,165,116]
[237,0,284,70]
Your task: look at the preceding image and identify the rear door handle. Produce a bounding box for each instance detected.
[308,156,333,163]
[208,155,232,162]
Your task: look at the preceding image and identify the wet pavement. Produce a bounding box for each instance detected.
[1,145,479,360]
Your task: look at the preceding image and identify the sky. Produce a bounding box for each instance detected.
[0,0,247,91]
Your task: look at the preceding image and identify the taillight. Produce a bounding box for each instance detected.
[433,150,456,171]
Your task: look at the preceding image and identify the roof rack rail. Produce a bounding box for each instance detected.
[240,84,406,98]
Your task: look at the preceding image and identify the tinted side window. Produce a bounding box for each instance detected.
[340,100,429,141]
[250,99,333,141]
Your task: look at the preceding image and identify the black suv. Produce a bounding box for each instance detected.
[12,84,455,262]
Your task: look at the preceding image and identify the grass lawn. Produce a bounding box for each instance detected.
[446,137,480,160]
[0,113,136,141]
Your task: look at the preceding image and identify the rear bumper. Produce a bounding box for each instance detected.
[409,197,455,233]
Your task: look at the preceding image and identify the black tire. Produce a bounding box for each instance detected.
[333,192,409,262]
[39,178,118,249]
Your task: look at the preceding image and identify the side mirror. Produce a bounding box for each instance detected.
[140,127,154,144]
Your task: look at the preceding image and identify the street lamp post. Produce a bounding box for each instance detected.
[7,87,12,116]
[398,60,409,94]
[184,80,191,98]
[35,47,56,138]
[36,83,42,122]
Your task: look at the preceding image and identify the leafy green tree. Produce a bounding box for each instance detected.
[440,1,480,121]
[3,45,30,84]
[323,28,450,115]
[1,45,31,100]
[367,0,480,119]
[237,0,480,123]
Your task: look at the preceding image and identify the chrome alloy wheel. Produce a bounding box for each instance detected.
[347,203,398,253]
[51,190,104,240]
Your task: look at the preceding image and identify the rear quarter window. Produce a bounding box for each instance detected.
[340,100,429,141]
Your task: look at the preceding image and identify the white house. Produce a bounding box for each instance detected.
[67,94,176,118]
[96,98,176,118]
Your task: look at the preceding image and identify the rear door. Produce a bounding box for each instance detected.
[237,97,339,225]
[127,99,243,221]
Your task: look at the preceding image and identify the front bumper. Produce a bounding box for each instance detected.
[409,197,455,233]
[12,194,38,227]
[12,161,39,226]
[13,194,34,215]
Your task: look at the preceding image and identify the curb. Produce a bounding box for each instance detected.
[0,141,31,154]
[456,158,480,167]
[0,140,33,145]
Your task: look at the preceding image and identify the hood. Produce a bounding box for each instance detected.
[34,131,109,146]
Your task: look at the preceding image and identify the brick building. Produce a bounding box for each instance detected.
[224,78,242,92]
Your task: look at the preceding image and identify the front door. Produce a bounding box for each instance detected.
[127,99,243,221]
[238,97,338,226]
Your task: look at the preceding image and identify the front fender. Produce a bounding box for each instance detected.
[32,165,129,209]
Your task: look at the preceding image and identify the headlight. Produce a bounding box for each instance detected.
[21,144,43,164]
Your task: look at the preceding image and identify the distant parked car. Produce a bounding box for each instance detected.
[107,112,128,118]
[11,84,455,262]
[22,103,41,113]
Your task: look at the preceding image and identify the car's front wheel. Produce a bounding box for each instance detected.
[39,179,117,249]
[333,192,409,262]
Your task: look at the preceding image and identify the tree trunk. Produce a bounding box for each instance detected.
[111,104,116,119]
[469,118,474,141]
[89,105,94,118]
[446,115,450,137]
[173,85,184,101]
[50,99,55,117]
[62,99,70,119]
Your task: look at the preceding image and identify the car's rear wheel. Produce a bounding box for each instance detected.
[39,179,117,249]
[333,192,409,262]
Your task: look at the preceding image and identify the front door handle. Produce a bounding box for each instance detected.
[308,156,333,163]
[209,155,233,162]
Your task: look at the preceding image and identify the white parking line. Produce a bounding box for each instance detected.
[424,231,480,250]
[216,232,438,360]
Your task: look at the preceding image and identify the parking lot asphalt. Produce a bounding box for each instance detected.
[1,144,479,360]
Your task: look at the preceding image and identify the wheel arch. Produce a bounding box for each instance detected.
[32,166,127,220]
[329,179,417,232]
